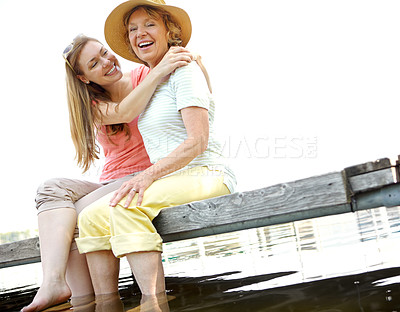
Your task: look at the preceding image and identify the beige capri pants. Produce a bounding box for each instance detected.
[35,173,140,250]
[76,166,230,258]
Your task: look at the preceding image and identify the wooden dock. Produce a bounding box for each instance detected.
[1,156,399,269]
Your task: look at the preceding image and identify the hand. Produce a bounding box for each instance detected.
[152,46,194,81]
[109,172,155,208]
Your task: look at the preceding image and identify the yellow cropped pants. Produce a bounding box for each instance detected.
[76,166,229,257]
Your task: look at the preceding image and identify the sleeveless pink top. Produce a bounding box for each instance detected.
[97,66,152,182]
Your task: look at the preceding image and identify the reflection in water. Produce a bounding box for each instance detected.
[3,268,399,311]
[1,206,400,311]
[162,267,400,311]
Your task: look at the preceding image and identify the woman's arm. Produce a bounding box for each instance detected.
[99,47,193,125]
[110,106,209,207]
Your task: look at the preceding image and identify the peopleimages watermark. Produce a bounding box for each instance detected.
[219,136,318,159]
[141,135,318,160]
[84,135,318,177]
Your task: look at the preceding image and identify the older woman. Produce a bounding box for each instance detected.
[75,0,236,300]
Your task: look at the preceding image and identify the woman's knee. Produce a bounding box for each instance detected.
[36,178,75,210]
[36,178,102,211]
[77,208,94,230]
[36,178,64,196]
[79,205,105,229]
[78,198,112,235]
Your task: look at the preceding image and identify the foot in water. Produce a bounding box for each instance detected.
[127,293,175,312]
[21,281,71,312]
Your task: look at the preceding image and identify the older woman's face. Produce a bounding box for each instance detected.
[127,7,169,68]
[77,40,122,86]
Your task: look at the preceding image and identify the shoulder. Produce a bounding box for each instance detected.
[174,61,201,77]
[171,62,205,87]
[133,64,151,76]
[130,65,150,87]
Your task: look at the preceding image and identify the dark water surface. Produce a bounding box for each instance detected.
[1,206,400,311]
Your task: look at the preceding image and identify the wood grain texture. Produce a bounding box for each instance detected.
[2,156,398,268]
[154,172,351,242]
[344,158,391,177]
[0,237,40,268]
[348,168,394,193]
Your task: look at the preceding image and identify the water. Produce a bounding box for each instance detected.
[1,206,400,311]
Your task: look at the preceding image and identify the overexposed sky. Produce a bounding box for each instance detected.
[0,0,399,233]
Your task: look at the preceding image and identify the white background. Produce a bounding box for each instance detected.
[0,0,399,232]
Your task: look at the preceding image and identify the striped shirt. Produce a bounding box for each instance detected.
[138,62,236,193]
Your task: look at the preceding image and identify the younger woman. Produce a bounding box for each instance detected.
[22,35,195,312]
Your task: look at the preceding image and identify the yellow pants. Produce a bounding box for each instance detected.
[76,166,229,257]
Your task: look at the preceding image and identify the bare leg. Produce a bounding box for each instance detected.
[22,208,76,312]
[85,250,120,295]
[127,293,172,312]
[22,208,78,312]
[66,249,94,300]
[139,293,171,312]
[126,251,166,296]
[95,292,124,312]
[70,295,96,312]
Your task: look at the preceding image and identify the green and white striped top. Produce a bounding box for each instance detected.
[138,62,236,193]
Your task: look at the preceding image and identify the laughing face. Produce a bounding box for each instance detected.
[127,7,169,68]
[77,40,123,86]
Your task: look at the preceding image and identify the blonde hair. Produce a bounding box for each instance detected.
[123,5,182,65]
[64,35,130,172]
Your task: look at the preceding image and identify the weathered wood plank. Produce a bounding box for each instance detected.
[154,171,350,242]
[0,171,350,268]
[344,158,392,177]
[348,168,394,193]
[0,237,40,268]
[354,183,400,211]
[2,156,399,269]
[344,158,395,193]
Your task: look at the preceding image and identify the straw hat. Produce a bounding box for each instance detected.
[104,0,192,63]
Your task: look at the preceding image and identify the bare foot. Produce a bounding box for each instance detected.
[21,281,71,312]
[127,293,175,312]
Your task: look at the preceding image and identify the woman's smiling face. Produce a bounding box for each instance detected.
[127,7,169,68]
[77,40,122,86]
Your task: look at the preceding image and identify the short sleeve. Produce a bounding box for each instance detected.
[173,62,211,111]
[131,65,150,88]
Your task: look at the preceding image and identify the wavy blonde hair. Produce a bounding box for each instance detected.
[64,35,130,173]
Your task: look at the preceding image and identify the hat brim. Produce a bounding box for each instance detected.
[104,0,192,64]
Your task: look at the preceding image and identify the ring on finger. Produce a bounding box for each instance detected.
[131,188,137,193]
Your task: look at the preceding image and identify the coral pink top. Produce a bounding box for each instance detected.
[97,65,152,182]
